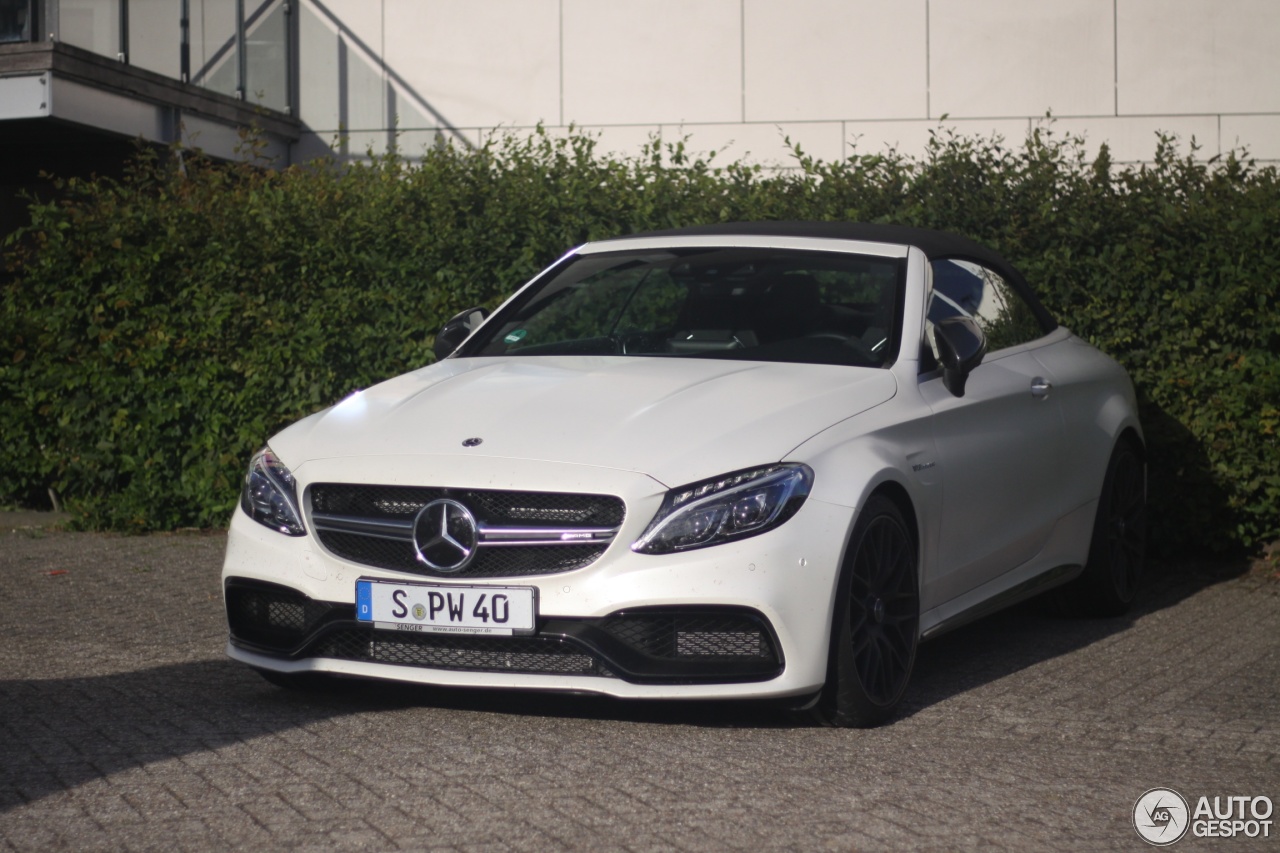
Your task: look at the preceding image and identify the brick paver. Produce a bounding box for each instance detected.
[1,523,1276,851]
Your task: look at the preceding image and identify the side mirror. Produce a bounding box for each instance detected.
[932,316,986,397]
[433,306,489,361]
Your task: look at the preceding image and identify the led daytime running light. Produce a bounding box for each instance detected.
[671,466,778,508]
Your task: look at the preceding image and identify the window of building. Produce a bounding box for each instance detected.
[1,0,34,43]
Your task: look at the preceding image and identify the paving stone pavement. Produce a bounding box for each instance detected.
[1,523,1276,851]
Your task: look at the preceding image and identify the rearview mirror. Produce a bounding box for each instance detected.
[932,317,986,397]
[433,306,489,361]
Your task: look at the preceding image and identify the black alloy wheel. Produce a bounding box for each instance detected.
[806,494,919,728]
[1100,444,1146,602]
[1059,438,1147,617]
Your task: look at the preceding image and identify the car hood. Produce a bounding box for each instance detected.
[272,356,896,487]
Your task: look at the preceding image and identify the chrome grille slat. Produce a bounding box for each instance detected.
[476,524,619,544]
[312,514,414,539]
[311,515,619,546]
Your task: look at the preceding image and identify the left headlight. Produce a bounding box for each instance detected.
[240,447,306,536]
[632,463,813,555]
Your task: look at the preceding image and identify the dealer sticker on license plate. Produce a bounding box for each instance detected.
[355,579,537,636]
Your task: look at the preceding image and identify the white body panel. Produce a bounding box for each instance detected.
[272,356,897,490]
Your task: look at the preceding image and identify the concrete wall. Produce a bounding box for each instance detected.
[295,0,1280,165]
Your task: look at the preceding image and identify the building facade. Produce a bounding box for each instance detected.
[296,0,1280,166]
[2,0,1277,182]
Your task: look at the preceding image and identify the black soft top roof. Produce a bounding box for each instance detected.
[609,221,1057,332]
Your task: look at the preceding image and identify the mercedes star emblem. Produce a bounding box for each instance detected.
[412,498,479,572]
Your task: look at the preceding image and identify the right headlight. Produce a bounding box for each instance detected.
[631,463,813,555]
[240,446,306,536]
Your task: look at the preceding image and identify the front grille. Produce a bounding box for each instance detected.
[310,483,624,579]
[316,530,608,578]
[316,629,616,677]
[312,484,624,526]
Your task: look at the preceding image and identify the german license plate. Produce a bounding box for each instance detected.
[356,579,536,636]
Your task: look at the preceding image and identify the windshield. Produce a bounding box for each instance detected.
[462,247,904,368]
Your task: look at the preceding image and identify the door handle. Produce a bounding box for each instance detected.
[1030,377,1052,399]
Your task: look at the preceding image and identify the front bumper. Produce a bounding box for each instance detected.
[221,464,854,701]
[227,576,784,683]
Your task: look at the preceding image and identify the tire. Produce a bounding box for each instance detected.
[805,495,920,728]
[1058,438,1146,617]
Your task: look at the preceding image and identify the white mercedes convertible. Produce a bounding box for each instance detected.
[223,222,1145,727]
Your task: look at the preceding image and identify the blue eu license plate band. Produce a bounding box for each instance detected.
[356,580,373,622]
[355,578,537,636]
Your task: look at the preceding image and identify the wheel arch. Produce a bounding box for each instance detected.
[816,467,922,566]
[868,479,920,550]
[862,480,924,638]
[1117,425,1145,458]
[821,467,926,602]
[807,479,923,725]
[820,473,924,663]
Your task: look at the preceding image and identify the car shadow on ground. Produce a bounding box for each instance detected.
[889,556,1258,722]
[0,560,1257,811]
[0,658,419,812]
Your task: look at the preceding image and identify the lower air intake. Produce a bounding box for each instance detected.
[316,629,617,678]
[599,611,778,663]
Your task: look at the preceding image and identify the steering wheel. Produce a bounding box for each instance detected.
[804,331,877,363]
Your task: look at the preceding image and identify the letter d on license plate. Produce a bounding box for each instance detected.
[356,579,537,636]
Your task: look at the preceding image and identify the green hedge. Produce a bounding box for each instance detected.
[2,128,1277,554]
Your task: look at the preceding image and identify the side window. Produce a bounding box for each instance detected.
[927,259,1045,353]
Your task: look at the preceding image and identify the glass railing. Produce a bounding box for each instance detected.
[61,0,122,57]
[243,0,287,112]
[15,0,291,114]
[128,0,180,78]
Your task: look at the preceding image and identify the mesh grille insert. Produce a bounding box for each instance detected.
[316,629,616,678]
[599,612,777,661]
[226,583,336,647]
